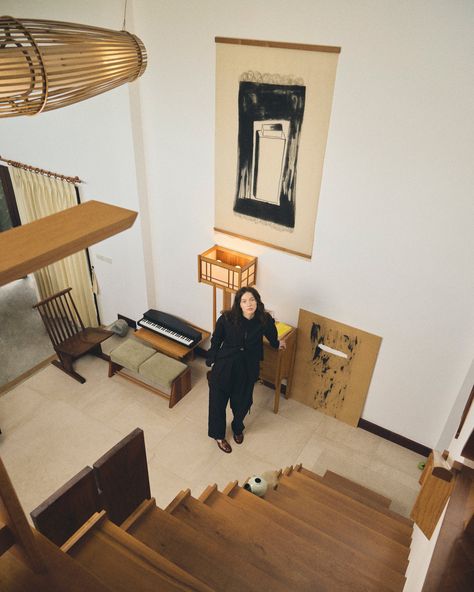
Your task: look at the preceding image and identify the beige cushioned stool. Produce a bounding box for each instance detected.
[110,339,155,372]
[139,352,187,390]
[108,338,192,408]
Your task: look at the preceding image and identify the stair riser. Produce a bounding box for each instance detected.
[317,470,392,508]
[172,500,322,592]
[263,487,409,573]
[204,491,398,592]
[224,489,406,592]
[287,472,413,535]
[280,475,412,546]
[128,507,289,592]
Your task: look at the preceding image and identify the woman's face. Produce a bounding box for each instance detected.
[240,291,257,319]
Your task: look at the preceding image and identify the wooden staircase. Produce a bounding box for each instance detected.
[0,434,414,591]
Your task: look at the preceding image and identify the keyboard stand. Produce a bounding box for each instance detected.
[134,323,210,362]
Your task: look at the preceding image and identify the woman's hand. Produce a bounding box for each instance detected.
[278,339,287,350]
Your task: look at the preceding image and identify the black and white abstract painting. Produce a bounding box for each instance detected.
[215,39,340,258]
[234,80,306,228]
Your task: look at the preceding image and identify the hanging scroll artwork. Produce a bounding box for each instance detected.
[291,309,382,426]
[214,38,340,258]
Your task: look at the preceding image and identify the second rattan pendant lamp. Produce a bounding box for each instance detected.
[0,15,147,117]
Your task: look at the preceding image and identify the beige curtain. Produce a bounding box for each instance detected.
[8,166,98,327]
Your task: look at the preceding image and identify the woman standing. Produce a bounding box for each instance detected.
[206,287,286,453]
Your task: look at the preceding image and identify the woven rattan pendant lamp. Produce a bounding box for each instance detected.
[0,16,147,117]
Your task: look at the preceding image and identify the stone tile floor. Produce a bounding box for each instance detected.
[0,350,424,519]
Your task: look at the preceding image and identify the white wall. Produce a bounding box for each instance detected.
[132,0,474,447]
[2,1,473,449]
[437,357,474,452]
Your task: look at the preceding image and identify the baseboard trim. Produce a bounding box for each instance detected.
[259,378,287,395]
[358,418,431,457]
[0,354,57,396]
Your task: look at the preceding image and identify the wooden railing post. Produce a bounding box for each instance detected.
[410,450,455,539]
[0,457,46,572]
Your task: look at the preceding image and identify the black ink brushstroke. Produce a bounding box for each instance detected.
[234,81,305,228]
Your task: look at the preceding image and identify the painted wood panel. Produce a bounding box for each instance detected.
[291,309,382,426]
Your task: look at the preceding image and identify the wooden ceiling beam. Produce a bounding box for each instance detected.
[0,200,137,286]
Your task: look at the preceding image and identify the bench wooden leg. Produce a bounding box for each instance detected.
[169,367,192,408]
[108,361,123,378]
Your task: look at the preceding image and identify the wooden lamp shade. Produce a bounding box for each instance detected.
[0,16,147,117]
[198,245,258,328]
[198,245,257,292]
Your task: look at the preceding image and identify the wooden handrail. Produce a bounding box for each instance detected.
[411,450,455,539]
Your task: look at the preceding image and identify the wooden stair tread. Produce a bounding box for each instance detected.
[202,488,397,592]
[227,485,406,591]
[260,485,409,573]
[281,471,413,545]
[320,469,392,508]
[169,494,313,591]
[67,516,213,592]
[298,467,413,532]
[127,503,288,592]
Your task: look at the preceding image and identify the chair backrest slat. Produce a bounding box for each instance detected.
[65,291,85,332]
[36,303,59,348]
[33,287,85,349]
[55,294,76,338]
[52,297,73,342]
[44,299,64,347]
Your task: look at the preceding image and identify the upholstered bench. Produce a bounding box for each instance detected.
[108,338,191,408]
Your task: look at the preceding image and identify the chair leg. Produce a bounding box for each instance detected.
[91,344,109,361]
[52,354,86,384]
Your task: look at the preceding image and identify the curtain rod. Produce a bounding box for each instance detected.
[0,155,83,185]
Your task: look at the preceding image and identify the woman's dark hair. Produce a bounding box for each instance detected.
[226,287,267,325]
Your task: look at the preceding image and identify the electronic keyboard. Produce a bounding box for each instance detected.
[137,309,202,348]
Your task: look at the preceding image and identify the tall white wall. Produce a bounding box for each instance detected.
[133,0,474,448]
[2,1,473,449]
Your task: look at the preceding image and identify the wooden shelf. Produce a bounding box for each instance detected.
[135,324,211,362]
[0,200,137,286]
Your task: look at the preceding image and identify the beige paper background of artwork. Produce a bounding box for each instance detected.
[291,309,382,426]
[215,41,339,258]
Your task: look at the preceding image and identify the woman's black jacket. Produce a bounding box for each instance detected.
[206,312,279,386]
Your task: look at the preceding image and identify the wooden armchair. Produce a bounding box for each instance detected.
[33,287,113,383]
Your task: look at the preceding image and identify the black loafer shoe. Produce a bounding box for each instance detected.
[216,439,232,453]
[233,433,244,444]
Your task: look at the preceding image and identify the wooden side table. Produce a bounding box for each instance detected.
[260,325,297,414]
